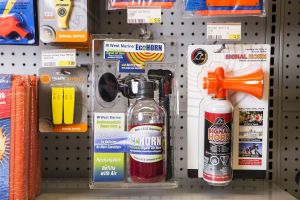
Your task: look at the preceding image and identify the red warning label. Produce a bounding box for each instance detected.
[239,159,262,166]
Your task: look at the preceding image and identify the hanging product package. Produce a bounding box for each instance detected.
[186,44,270,184]
[39,0,90,44]
[0,74,40,200]
[38,67,88,133]
[90,34,179,188]
[184,0,266,17]
[108,0,176,9]
[0,0,38,45]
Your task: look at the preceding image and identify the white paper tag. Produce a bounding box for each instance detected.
[207,23,241,41]
[132,81,139,94]
[127,7,161,24]
[42,49,77,68]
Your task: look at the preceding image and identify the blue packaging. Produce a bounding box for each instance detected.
[0,0,37,45]
[185,0,264,15]
[0,75,12,200]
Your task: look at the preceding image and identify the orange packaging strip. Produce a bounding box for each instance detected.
[13,76,28,200]
[29,76,38,200]
[9,77,16,200]
[27,76,34,200]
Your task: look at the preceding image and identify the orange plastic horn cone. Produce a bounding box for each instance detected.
[203,67,264,99]
[224,68,264,99]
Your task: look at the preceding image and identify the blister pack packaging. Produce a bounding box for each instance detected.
[90,34,179,189]
[184,0,266,17]
[108,0,176,10]
[0,0,37,45]
[38,67,88,133]
[39,0,90,44]
[186,44,270,183]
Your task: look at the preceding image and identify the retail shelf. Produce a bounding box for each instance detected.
[37,179,296,200]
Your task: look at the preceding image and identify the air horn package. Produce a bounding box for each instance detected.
[187,44,270,183]
[0,0,37,44]
[90,35,179,188]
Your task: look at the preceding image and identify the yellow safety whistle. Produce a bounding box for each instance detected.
[64,87,75,124]
[54,0,73,29]
[52,87,64,124]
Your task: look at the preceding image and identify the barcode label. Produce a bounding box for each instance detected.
[207,35,223,40]
[207,23,241,41]
[42,49,77,68]
[127,7,161,24]
[43,62,56,67]
[128,19,147,24]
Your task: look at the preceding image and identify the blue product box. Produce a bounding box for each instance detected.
[0,75,12,200]
[0,0,37,45]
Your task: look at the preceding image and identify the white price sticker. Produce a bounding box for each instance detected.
[207,23,241,41]
[132,81,139,94]
[127,7,161,24]
[42,49,76,68]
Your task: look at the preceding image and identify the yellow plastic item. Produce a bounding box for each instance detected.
[54,0,73,29]
[52,87,64,124]
[63,87,75,124]
[3,0,17,15]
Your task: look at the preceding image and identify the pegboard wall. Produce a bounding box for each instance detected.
[0,0,299,199]
[278,0,300,198]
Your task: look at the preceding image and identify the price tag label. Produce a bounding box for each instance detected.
[42,49,77,68]
[127,7,161,24]
[207,23,241,41]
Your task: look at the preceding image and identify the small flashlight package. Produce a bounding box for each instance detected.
[108,0,176,10]
[39,0,89,43]
[38,67,88,133]
[187,44,270,182]
[184,0,266,17]
[90,34,179,189]
[0,0,37,45]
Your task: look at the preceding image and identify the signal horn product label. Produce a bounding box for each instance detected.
[104,41,165,73]
[203,112,232,183]
[129,125,163,163]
